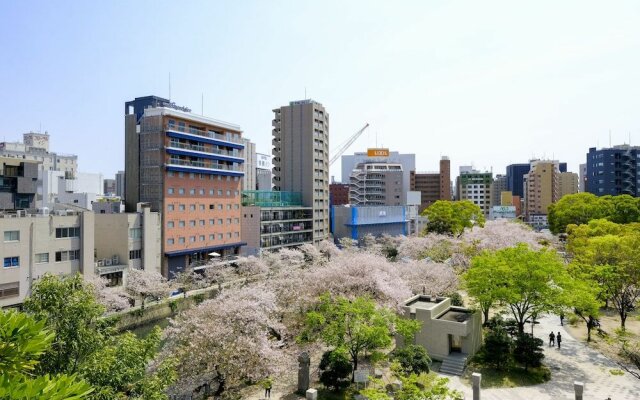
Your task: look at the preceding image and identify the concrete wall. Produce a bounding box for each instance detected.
[240,206,260,256]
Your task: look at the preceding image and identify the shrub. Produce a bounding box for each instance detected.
[513,333,544,371]
[319,348,352,391]
[192,294,205,304]
[169,300,179,313]
[445,292,464,307]
[391,344,431,374]
[481,326,513,370]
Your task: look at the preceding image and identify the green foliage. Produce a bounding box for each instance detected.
[300,293,398,377]
[422,200,485,237]
[192,293,206,304]
[548,193,640,234]
[23,273,108,375]
[0,310,93,400]
[361,370,462,400]
[513,334,544,371]
[169,300,179,313]
[480,326,514,370]
[464,244,569,333]
[445,292,464,307]
[319,348,352,391]
[79,327,175,399]
[391,344,431,374]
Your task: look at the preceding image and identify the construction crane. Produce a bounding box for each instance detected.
[329,123,370,166]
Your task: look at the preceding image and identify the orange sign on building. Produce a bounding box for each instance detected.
[367,148,389,157]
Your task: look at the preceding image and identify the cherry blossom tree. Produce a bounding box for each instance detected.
[84,274,131,312]
[125,268,171,312]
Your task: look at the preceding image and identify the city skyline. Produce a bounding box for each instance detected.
[2,1,640,179]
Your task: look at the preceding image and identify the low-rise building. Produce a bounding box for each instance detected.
[399,295,482,363]
[329,183,349,206]
[241,191,313,255]
[0,157,39,211]
[331,205,409,243]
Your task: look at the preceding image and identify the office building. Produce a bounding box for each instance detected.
[490,175,507,207]
[0,206,95,308]
[115,170,125,198]
[104,179,116,195]
[342,149,415,201]
[507,162,567,199]
[586,145,640,196]
[523,160,560,219]
[256,153,272,191]
[579,163,587,193]
[559,172,579,198]
[410,156,451,212]
[349,162,404,206]
[455,167,493,216]
[42,171,104,207]
[332,205,409,243]
[329,183,349,206]
[125,95,245,277]
[242,139,257,191]
[241,191,313,255]
[272,99,329,243]
[0,157,38,211]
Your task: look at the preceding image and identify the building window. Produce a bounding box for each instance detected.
[226,190,231,196]
[0,282,19,299]
[199,220,205,226]
[3,231,19,242]
[129,249,142,260]
[227,232,232,238]
[179,221,185,227]
[226,218,232,225]
[234,218,239,224]
[218,233,223,240]
[179,188,185,195]
[168,204,175,211]
[199,235,205,241]
[199,204,205,211]
[129,228,142,239]
[179,204,186,211]
[218,189,223,195]
[190,189,196,195]
[55,250,80,262]
[189,220,196,227]
[226,204,232,210]
[218,204,223,210]
[218,219,223,225]
[190,205,196,211]
[3,257,19,268]
[209,189,214,195]
[199,189,205,195]
[168,188,174,194]
[190,236,196,243]
[210,204,215,210]
[179,237,185,244]
[167,238,175,245]
[209,219,215,225]
[234,232,239,238]
[35,253,49,263]
[55,227,81,238]
[209,234,214,240]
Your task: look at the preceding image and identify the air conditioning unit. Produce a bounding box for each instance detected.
[112,255,119,265]
[104,258,112,266]
[17,210,26,217]
[97,260,104,267]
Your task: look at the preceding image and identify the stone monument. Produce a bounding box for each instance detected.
[297,352,310,393]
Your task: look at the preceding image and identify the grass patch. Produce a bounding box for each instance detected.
[462,362,551,388]
[315,387,356,400]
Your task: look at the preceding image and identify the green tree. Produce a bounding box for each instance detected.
[422,200,485,237]
[318,348,352,391]
[23,274,107,375]
[79,327,176,399]
[361,366,462,400]
[481,326,514,370]
[0,310,93,400]
[391,344,431,374]
[547,192,612,234]
[606,194,640,224]
[513,334,544,371]
[561,276,602,342]
[464,244,569,333]
[301,294,407,381]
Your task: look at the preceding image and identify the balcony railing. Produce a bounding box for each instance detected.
[167,158,243,172]
[168,141,242,158]
[167,123,243,144]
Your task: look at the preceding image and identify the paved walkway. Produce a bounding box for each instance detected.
[446,313,640,400]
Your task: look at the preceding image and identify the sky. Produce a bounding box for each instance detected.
[1,1,640,181]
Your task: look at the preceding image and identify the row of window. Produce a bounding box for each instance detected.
[167,171,241,181]
[129,249,142,260]
[3,231,19,242]
[167,218,239,228]
[167,187,239,197]
[56,227,81,238]
[167,203,240,212]
[3,250,81,268]
[166,231,240,245]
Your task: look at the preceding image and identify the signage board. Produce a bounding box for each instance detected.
[354,369,369,383]
[367,148,389,157]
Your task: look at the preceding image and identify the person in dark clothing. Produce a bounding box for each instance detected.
[560,313,564,326]
[549,331,555,347]
[557,332,562,349]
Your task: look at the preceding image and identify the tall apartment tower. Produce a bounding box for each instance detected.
[523,160,560,218]
[559,172,579,198]
[349,162,404,206]
[272,100,329,243]
[242,138,257,190]
[125,95,245,277]
[115,170,125,198]
[586,145,640,196]
[455,166,493,216]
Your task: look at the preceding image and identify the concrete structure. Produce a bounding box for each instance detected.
[272,99,329,243]
[489,205,517,220]
[329,182,349,206]
[0,157,39,211]
[104,178,116,195]
[579,163,587,193]
[125,95,245,278]
[586,145,640,196]
[349,162,404,206]
[42,171,104,207]
[332,205,408,243]
[94,203,162,286]
[0,206,95,308]
[242,139,257,191]
[115,170,125,198]
[256,152,272,190]
[400,295,482,362]
[341,150,415,199]
[456,167,493,216]
[524,160,560,219]
[410,156,452,212]
[490,174,507,207]
[92,197,124,214]
[240,191,312,255]
[559,172,579,198]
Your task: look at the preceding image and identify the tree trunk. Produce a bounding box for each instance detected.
[517,321,525,334]
[620,311,627,331]
[483,307,490,325]
[586,318,593,342]
[352,357,358,382]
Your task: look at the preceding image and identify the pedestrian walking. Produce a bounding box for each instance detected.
[262,377,273,399]
[557,332,562,349]
[549,331,555,347]
[560,313,564,326]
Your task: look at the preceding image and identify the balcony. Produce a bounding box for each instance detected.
[166,123,243,147]
[166,158,244,176]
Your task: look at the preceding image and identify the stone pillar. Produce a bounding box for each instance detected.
[306,388,318,400]
[297,352,310,394]
[574,381,584,400]
[472,372,481,400]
